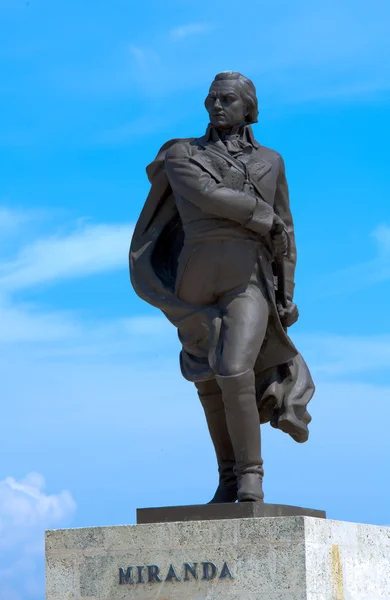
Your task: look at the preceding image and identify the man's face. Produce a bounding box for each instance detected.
[205,79,247,130]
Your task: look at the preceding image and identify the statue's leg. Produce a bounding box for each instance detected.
[176,241,268,501]
[176,242,237,501]
[195,378,238,504]
[212,283,269,502]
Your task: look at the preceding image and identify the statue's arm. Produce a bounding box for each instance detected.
[274,155,297,301]
[164,143,275,237]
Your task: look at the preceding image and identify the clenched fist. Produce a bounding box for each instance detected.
[277,300,299,328]
[271,214,288,256]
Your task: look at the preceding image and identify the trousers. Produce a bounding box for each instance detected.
[175,238,270,377]
[176,237,269,500]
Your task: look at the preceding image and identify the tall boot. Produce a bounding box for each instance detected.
[215,369,264,502]
[196,383,238,503]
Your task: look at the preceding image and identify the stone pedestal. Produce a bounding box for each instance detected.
[46,515,390,600]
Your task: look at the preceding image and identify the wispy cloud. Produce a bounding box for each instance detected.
[0,299,78,343]
[95,115,177,144]
[0,209,175,350]
[0,206,26,231]
[169,23,212,41]
[0,473,75,600]
[129,44,162,68]
[0,221,133,292]
[125,1,390,103]
[123,315,172,336]
[1,210,389,378]
[0,205,42,233]
[318,224,390,296]
[0,309,177,365]
[128,44,174,96]
[373,223,390,257]
[297,331,390,378]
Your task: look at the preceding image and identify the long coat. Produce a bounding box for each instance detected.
[129,128,314,443]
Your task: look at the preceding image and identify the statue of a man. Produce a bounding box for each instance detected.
[130,71,314,504]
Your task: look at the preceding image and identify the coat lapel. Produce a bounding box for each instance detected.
[189,151,225,183]
[191,138,245,182]
[194,130,274,193]
[247,152,273,198]
[196,137,247,176]
[203,143,247,175]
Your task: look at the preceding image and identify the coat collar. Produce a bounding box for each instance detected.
[191,124,272,195]
[198,123,260,150]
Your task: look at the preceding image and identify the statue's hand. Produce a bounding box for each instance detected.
[277,300,299,328]
[271,215,288,256]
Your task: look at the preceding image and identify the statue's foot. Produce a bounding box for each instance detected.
[208,484,238,504]
[237,473,264,503]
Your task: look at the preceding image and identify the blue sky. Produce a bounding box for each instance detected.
[1,0,390,597]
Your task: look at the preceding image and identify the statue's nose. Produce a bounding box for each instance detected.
[214,98,222,109]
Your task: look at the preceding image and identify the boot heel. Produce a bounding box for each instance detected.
[237,473,264,503]
[239,494,264,502]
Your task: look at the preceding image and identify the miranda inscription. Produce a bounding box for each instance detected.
[119,562,234,585]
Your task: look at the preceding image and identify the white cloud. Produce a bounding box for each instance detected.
[0,296,177,358]
[0,473,76,546]
[318,224,390,296]
[0,205,44,234]
[170,23,212,41]
[128,44,175,96]
[123,315,172,335]
[124,0,390,104]
[129,44,162,70]
[296,332,390,377]
[0,217,172,346]
[0,299,79,343]
[0,206,26,231]
[372,223,390,257]
[0,215,138,345]
[0,473,76,600]
[0,221,134,292]
[365,224,390,283]
[95,115,177,144]
[33,314,177,361]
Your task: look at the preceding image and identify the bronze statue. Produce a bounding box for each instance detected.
[130,71,314,503]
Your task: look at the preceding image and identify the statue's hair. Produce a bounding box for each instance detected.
[209,71,259,124]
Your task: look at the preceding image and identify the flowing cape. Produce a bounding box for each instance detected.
[130,139,314,443]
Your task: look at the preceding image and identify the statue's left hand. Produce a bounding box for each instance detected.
[277,300,299,328]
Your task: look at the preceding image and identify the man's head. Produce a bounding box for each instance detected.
[205,71,259,131]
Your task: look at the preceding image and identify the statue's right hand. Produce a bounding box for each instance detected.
[277,301,299,328]
[272,213,285,233]
[271,215,288,256]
